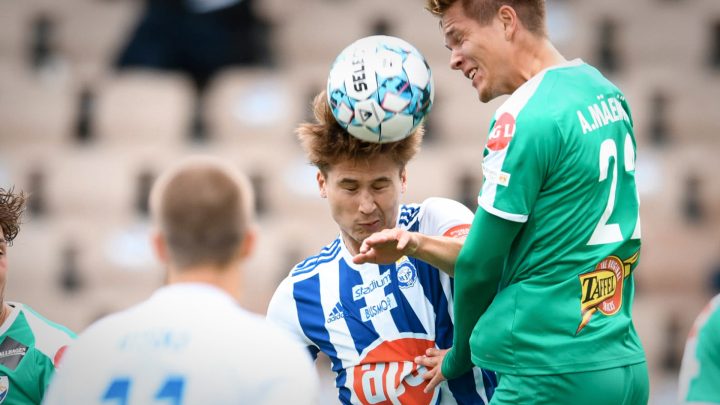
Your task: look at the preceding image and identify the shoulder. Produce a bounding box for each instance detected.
[698,295,720,338]
[420,197,472,217]
[289,237,342,278]
[407,199,473,236]
[15,303,75,364]
[398,203,422,228]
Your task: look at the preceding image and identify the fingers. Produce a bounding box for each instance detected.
[352,251,374,264]
[424,371,445,394]
[425,347,442,357]
[414,354,438,369]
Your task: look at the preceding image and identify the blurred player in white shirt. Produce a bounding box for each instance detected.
[44,156,319,405]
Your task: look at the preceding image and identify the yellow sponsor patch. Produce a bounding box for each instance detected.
[576,250,639,334]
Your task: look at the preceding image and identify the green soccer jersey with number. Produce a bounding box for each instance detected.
[470,59,646,375]
[679,294,720,404]
[0,302,75,404]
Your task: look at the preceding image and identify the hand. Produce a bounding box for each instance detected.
[353,228,418,265]
[415,347,448,394]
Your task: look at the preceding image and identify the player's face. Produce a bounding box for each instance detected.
[442,2,513,102]
[318,154,406,256]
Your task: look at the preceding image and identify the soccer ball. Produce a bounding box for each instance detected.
[326,35,434,143]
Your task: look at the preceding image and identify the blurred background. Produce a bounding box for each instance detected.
[0,0,719,403]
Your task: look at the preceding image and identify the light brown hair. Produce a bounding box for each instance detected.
[150,157,254,270]
[297,91,423,174]
[0,188,26,245]
[425,0,547,37]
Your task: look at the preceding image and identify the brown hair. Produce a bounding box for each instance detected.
[425,0,547,37]
[297,91,423,174]
[150,157,254,270]
[0,188,26,245]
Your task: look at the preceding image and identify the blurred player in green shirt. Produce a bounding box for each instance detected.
[679,294,720,404]
[0,188,75,404]
[414,1,648,403]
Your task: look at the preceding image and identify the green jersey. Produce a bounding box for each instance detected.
[679,294,720,404]
[0,303,75,404]
[471,59,645,375]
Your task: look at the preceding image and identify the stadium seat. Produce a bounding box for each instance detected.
[94,70,195,145]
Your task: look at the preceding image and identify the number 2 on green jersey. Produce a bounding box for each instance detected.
[588,134,641,245]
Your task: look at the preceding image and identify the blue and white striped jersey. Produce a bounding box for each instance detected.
[267,198,496,405]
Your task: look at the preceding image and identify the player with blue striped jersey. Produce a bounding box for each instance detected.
[267,92,495,405]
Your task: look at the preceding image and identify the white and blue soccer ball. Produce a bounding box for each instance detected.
[327,35,434,143]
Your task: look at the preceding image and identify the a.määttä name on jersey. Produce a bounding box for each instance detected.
[576,94,630,134]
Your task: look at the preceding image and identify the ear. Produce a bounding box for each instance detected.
[150,230,170,265]
[497,5,519,40]
[400,167,407,194]
[238,225,257,260]
[317,170,328,198]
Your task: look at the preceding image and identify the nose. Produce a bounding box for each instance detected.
[358,191,376,215]
[449,48,462,71]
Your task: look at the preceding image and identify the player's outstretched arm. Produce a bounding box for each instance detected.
[442,209,522,379]
[353,228,463,276]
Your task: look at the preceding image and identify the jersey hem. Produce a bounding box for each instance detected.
[477,200,528,223]
[472,353,646,375]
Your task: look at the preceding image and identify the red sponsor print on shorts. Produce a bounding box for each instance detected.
[353,338,437,404]
[487,112,516,151]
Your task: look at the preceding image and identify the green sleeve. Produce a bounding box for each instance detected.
[687,307,720,402]
[441,208,522,379]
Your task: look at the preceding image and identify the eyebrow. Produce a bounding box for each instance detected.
[443,27,457,49]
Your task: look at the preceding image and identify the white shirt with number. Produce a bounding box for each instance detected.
[43,283,319,404]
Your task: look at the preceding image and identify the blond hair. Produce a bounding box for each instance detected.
[425,0,547,37]
[150,156,254,269]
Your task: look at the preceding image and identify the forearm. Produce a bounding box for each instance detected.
[442,209,522,379]
[408,234,463,276]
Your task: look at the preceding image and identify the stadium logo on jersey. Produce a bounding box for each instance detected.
[327,302,346,324]
[361,294,398,322]
[0,337,27,371]
[396,259,417,289]
[0,376,8,403]
[576,251,640,334]
[487,112,515,151]
[352,338,437,404]
[352,272,392,301]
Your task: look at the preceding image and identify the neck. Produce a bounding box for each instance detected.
[342,234,360,256]
[166,263,242,302]
[0,303,11,326]
[513,36,567,89]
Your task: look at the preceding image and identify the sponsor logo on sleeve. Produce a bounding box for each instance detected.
[487,112,516,151]
[0,337,27,371]
[576,250,640,334]
[443,224,471,239]
[482,163,511,187]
